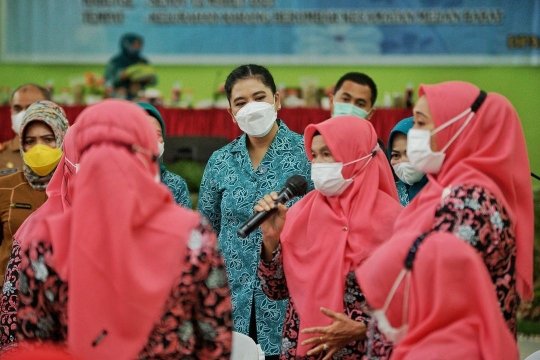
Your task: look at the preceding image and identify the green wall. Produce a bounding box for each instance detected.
[1,62,539,181]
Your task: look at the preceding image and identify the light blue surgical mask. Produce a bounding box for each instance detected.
[332,102,370,119]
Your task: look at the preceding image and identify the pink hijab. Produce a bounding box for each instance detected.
[28,99,200,359]
[280,115,402,355]
[13,123,79,248]
[359,231,518,360]
[367,81,533,302]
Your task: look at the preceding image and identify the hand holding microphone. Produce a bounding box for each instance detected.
[237,175,308,239]
[254,192,288,245]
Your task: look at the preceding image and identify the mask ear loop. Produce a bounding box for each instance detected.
[62,161,72,206]
[402,271,411,327]
[439,111,475,153]
[382,268,408,313]
[344,144,380,179]
[131,144,159,162]
[431,90,487,153]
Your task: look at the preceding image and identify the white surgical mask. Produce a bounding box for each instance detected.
[11,110,26,135]
[332,102,369,119]
[65,156,80,174]
[392,162,425,185]
[311,145,378,197]
[407,91,486,174]
[372,268,410,344]
[157,142,165,158]
[234,98,277,137]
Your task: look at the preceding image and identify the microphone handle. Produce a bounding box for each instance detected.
[237,207,277,239]
[236,189,293,238]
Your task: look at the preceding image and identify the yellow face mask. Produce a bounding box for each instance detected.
[23,144,63,176]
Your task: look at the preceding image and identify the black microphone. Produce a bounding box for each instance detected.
[237,175,308,239]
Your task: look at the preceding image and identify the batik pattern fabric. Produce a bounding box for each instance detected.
[395,181,409,207]
[16,220,233,359]
[432,184,517,335]
[0,239,22,348]
[161,169,192,209]
[198,120,313,356]
[258,246,393,360]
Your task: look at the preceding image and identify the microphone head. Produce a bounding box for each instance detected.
[285,175,308,197]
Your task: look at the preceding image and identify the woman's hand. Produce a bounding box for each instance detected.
[254,192,287,261]
[301,307,366,359]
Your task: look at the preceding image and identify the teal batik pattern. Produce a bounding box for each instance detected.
[396,180,410,207]
[162,169,192,209]
[198,120,313,356]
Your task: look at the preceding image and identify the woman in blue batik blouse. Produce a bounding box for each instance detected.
[198,64,312,359]
[137,102,192,209]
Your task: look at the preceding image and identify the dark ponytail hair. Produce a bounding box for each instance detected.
[224,64,276,102]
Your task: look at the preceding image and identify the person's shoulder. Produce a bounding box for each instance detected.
[107,54,125,65]
[286,190,317,215]
[0,137,19,152]
[207,138,239,163]
[275,120,305,148]
[445,184,494,199]
[187,216,218,252]
[442,184,505,210]
[162,169,187,185]
[0,171,25,188]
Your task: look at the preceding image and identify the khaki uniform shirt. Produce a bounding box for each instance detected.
[0,171,47,282]
[0,136,23,177]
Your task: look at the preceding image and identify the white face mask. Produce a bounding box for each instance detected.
[157,142,165,158]
[65,156,80,174]
[11,110,26,135]
[234,98,277,137]
[311,145,378,197]
[392,162,425,185]
[372,269,410,344]
[332,102,369,119]
[407,91,486,174]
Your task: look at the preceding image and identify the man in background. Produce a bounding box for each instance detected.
[329,72,377,120]
[0,84,50,176]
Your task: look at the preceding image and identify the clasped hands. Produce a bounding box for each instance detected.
[301,307,366,359]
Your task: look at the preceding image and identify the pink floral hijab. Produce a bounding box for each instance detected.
[27,99,200,359]
[280,115,402,355]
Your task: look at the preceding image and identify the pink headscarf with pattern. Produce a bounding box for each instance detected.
[384,81,533,301]
[280,116,402,355]
[359,232,518,360]
[29,99,200,359]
